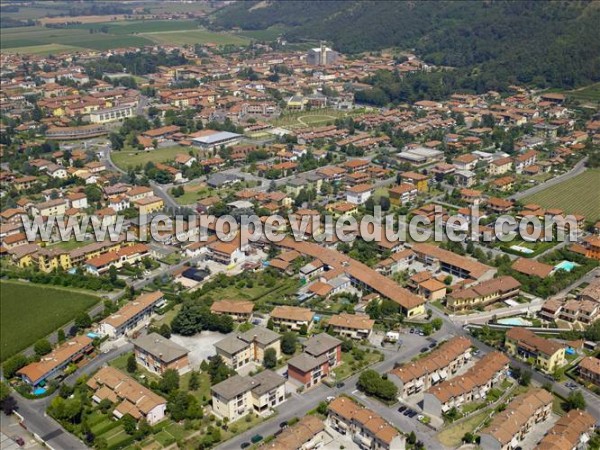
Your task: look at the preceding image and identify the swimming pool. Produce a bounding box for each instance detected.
[497,317,533,326]
[510,245,534,254]
[33,387,47,396]
[554,260,577,272]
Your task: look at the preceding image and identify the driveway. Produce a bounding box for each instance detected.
[169,331,225,366]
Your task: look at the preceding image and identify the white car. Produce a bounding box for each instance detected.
[326,396,336,402]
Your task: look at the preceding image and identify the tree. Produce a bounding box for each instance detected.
[431,318,443,331]
[263,348,277,369]
[266,318,274,330]
[281,332,297,355]
[74,312,92,330]
[160,369,180,394]
[317,401,328,415]
[159,323,171,339]
[108,265,118,283]
[207,355,234,385]
[0,395,17,415]
[121,414,137,435]
[57,329,66,343]
[2,354,28,379]
[98,398,113,413]
[564,390,586,411]
[519,370,532,386]
[126,354,137,373]
[299,323,308,336]
[34,339,53,357]
[188,371,200,391]
[168,390,190,422]
[407,431,417,445]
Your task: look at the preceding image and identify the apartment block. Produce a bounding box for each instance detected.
[270,305,314,332]
[211,370,286,421]
[480,389,553,450]
[422,351,509,417]
[132,333,190,376]
[505,328,566,374]
[578,356,600,387]
[446,276,521,311]
[327,397,405,450]
[389,336,472,397]
[214,326,281,370]
[98,291,165,338]
[328,313,375,340]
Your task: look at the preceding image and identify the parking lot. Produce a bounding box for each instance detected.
[169,331,225,366]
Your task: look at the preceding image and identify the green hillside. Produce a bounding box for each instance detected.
[212,1,600,91]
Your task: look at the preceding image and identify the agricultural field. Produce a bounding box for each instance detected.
[236,26,286,41]
[523,168,600,220]
[140,28,249,46]
[0,25,153,53]
[0,20,247,54]
[110,145,190,170]
[0,281,99,361]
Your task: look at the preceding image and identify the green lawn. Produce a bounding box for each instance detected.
[333,350,381,381]
[566,82,600,106]
[437,410,491,448]
[1,43,87,55]
[523,168,600,220]
[271,108,367,129]
[0,281,99,361]
[110,145,191,170]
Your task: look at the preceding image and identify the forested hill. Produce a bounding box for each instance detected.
[212,1,600,91]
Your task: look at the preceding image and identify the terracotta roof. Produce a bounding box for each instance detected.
[411,243,493,280]
[265,415,325,450]
[511,257,554,278]
[18,335,93,385]
[578,356,600,376]
[271,305,314,322]
[482,389,553,445]
[210,300,254,315]
[329,313,375,331]
[100,291,164,329]
[535,409,595,450]
[506,328,564,357]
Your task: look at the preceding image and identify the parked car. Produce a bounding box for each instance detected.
[420,347,429,353]
[326,396,336,402]
[279,421,288,428]
[403,409,412,416]
[336,382,345,388]
[409,410,418,418]
[398,405,407,413]
[240,443,250,449]
[251,435,263,444]
[409,328,415,334]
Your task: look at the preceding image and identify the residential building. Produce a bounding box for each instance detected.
[265,415,328,450]
[488,156,513,175]
[211,370,286,421]
[535,409,595,450]
[578,356,600,387]
[18,336,94,386]
[400,171,428,192]
[479,389,553,450]
[87,366,166,425]
[389,336,473,397]
[422,351,509,417]
[446,276,521,311]
[134,196,164,215]
[210,300,254,322]
[214,326,281,370]
[328,313,375,340]
[287,333,342,389]
[345,183,374,205]
[505,328,566,374]
[89,104,136,124]
[98,291,165,338]
[511,257,554,279]
[411,243,495,282]
[31,198,67,216]
[388,183,418,206]
[270,305,314,332]
[132,333,190,376]
[327,397,405,450]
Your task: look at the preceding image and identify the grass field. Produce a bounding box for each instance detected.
[141,29,249,46]
[110,145,190,170]
[271,108,367,129]
[0,20,247,54]
[0,281,99,361]
[437,410,490,447]
[566,82,600,106]
[236,26,286,41]
[522,168,600,220]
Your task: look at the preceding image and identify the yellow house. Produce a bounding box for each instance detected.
[406,303,426,319]
[52,106,66,117]
[326,201,358,218]
[400,171,429,192]
[505,328,566,374]
[134,196,164,215]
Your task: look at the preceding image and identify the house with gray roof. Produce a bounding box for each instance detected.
[214,326,281,370]
[132,333,190,375]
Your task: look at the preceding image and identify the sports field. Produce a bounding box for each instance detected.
[0,281,99,361]
[271,108,368,129]
[110,145,190,170]
[523,168,600,220]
